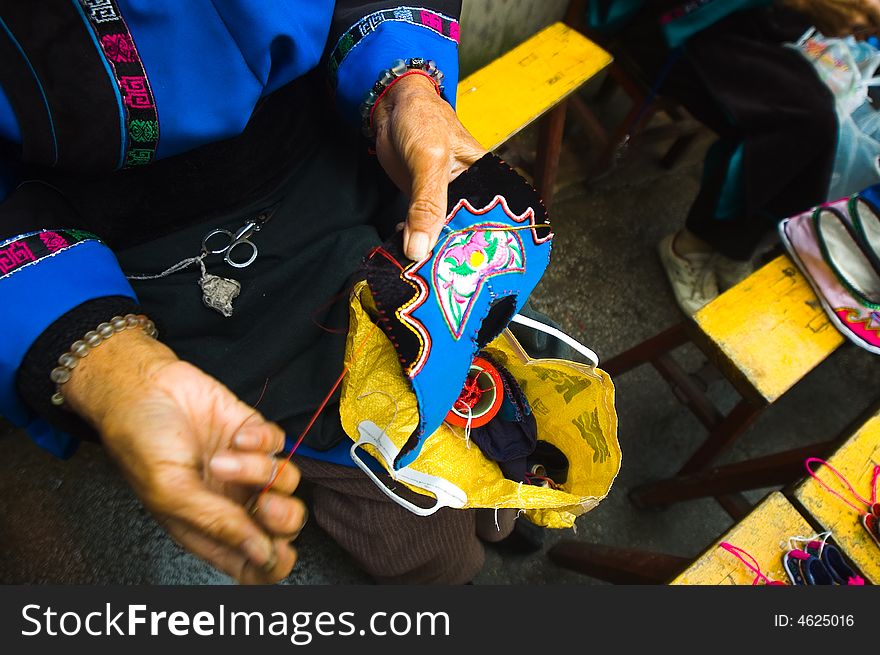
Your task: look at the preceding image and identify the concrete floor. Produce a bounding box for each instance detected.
[1,105,877,585]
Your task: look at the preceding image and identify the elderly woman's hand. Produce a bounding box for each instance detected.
[371,73,488,261]
[62,329,306,584]
[782,0,880,37]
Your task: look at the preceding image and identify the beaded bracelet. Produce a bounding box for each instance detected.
[50,314,158,406]
[360,58,445,139]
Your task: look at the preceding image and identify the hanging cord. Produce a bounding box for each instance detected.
[718,542,785,586]
[127,253,207,281]
[804,457,880,515]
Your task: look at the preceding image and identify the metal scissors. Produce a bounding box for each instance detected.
[201,205,278,269]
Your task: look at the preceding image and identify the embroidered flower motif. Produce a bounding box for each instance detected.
[835,307,880,347]
[39,231,69,253]
[433,227,525,338]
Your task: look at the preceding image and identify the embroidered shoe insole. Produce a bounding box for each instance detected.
[818,209,880,303]
[856,197,880,254]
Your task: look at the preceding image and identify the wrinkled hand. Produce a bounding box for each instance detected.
[783,0,880,37]
[64,330,306,584]
[372,73,488,261]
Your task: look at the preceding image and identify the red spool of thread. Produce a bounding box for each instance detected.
[445,356,504,428]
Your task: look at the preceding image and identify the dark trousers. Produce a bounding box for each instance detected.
[619,6,837,260]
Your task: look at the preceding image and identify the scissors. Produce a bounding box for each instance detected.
[201,204,279,269]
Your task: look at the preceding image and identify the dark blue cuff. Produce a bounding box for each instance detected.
[334,19,460,126]
[0,236,137,454]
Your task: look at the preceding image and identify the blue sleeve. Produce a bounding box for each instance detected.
[327,4,462,126]
[0,230,137,456]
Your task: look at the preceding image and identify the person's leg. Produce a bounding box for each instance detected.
[618,6,837,312]
[295,456,484,584]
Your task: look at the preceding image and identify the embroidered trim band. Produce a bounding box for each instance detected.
[0,230,100,279]
[78,0,159,167]
[329,6,460,83]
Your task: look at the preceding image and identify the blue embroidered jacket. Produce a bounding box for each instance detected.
[0,1,461,458]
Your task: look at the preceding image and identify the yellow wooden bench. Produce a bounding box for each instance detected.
[794,413,880,584]
[671,492,813,585]
[456,22,612,209]
[606,254,846,518]
[547,491,815,584]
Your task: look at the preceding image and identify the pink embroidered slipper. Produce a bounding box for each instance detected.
[779,206,880,355]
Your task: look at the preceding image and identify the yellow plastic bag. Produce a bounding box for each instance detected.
[340,281,621,529]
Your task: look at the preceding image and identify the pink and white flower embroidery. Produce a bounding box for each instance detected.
[433,226,525,338]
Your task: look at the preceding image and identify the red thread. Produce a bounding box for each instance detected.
[258,321,380,500]
[253,377,270,408]
[368,246,406,273]
[804,457,880,515]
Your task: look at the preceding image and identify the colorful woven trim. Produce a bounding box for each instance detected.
[78,0,159,168]
[0,230,100,279]
[328,6,460,83]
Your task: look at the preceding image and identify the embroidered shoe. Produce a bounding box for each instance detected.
[849,193,880,265]
[783,549,834,585]
[365,153,553,469]
[804,541,865,585]
[779,206,880,355]
[657,232,719,314]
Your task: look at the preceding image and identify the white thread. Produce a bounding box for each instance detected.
[463,404,473,449]
[788,530,832,554]
[494,507,500,532]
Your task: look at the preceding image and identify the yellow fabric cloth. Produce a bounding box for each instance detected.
[340,281,621,528]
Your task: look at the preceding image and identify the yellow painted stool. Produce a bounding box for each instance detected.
[547,491,814,584]
[456,22,611,210]
[794,414,880,584]
[671,492,813,585]
[608,255,845,518]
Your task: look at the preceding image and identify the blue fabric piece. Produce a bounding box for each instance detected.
[334,20,459,126]
[0,238,136,439]
[397,197,552,469]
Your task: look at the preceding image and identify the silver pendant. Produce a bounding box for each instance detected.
[200,272,241,317]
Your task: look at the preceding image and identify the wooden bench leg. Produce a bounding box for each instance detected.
[629,439,839,509]
[677,398,763,475]
[533,101,568,212]
[603,322,689,376]
[548,540,690,584]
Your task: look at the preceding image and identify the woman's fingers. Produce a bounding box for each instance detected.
[165,518,297,584]
[251,492,309,539]
[210,452,301,495]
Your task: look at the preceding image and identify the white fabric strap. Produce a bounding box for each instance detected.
[510,313,599,368]
[350,421,468,516]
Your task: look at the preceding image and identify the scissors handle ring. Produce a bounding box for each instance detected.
[225,239,258,268]
[202,229,234,256]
